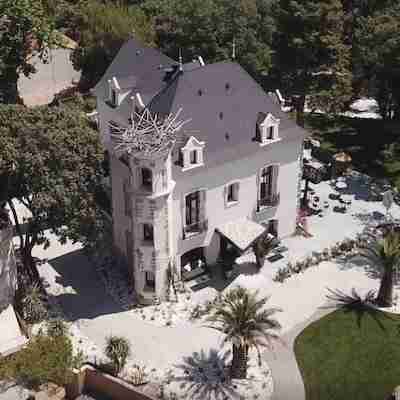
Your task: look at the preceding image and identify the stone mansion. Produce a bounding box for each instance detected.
[93,39,308,303]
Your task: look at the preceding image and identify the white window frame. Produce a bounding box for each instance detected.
[181,136,205,171]
[258,163,280,210]
[225,181,240,208]
[258,113,281,146]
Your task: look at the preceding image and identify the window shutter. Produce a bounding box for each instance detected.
[199,190,206,222]
[273,165,279,195]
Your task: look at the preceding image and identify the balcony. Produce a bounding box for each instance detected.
[183,219,208,239]
[257,193,280,210]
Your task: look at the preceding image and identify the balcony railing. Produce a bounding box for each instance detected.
[183,219,208,239]
[258,193,280,210]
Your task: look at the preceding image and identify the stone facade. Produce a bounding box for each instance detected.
[110,150,174,303]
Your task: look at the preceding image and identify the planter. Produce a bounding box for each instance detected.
[66,364,155,400]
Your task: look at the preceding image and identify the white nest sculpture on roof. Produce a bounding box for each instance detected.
[110,108,191,157]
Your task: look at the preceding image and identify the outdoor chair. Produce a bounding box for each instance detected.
[333,205,347,213]
[329,193,341,200]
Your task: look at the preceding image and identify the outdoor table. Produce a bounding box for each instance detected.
[336,181,347,190]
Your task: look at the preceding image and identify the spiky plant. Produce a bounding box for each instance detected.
[206,286,282,379]
[104,336,131,375]
[358,230,400,307]
[20,282,48,323]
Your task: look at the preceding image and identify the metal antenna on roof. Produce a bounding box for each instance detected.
[179,48,183,72]
[232,38,236,60]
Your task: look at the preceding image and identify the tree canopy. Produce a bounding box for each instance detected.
[0,103,105,278]
[142,0,276,83]
[70,0,155,89]
[273,0,352,122]
[0,0,55,103]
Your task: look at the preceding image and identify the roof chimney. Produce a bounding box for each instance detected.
[179,49,183,72]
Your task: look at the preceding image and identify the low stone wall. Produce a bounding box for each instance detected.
[66,365,155,400]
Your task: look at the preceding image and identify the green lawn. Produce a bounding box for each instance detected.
[305,114,400,190]
[294,308,400,400]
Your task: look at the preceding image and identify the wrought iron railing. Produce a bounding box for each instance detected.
[258,193,280,209]
[183,219,208,239]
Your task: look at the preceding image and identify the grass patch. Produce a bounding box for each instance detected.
[305,113,400,190]
[294,308,400,400]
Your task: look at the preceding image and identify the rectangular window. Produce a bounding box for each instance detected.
[111,89,117,106]
[141,168,152,189]
[143,223,154,243]
[185,191,200,226]
[190,150,198,164]
[227,183,239,203]
[145,271,155,290]
[260,166,273,200]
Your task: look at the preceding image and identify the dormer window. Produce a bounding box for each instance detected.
[190,150,198,164]
[181,136,205,171]
[256,112,280,146]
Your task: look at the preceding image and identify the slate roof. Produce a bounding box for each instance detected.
[93,38,175,101]
[97,39,308,162]
[148,62,307,152]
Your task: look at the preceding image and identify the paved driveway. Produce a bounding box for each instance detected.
[40,248,221,370]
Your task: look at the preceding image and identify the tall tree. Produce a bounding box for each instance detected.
[206,286,281,379]
[0,104,105,281]
[355,2,400,119]
[0,0,55,103]
[142,0,276,82]
[71,0,155,89]
[273,0,352,125]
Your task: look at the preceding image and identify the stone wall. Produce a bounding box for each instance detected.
[0,224,17,312]
[66,366,155,400]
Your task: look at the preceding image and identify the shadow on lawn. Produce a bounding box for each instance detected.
[44,249,123,322]
[170,348,240,400]
[322,287,395,332]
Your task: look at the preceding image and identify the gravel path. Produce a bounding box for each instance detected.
[262,307,333,400]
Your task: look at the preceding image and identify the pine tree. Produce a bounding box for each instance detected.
[273,0,352,124]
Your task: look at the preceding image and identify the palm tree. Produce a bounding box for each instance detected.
[105,336,131,375]
[359,230,400,307]
[206,286,282,379]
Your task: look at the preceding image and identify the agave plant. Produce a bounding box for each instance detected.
[358,230,400,307]
[105,335,131,375]
[205,286,282,379]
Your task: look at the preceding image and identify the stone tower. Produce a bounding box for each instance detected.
[109,109,187,304]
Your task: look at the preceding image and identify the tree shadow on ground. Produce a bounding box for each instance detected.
[322,287,395,332]
[43,249,123,322]
[169,348,242,400]
[336,253,382,280]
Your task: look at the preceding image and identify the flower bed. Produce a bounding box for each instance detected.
[273,233,372,283]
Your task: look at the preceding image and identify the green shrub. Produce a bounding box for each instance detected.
[0,330,75,389]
